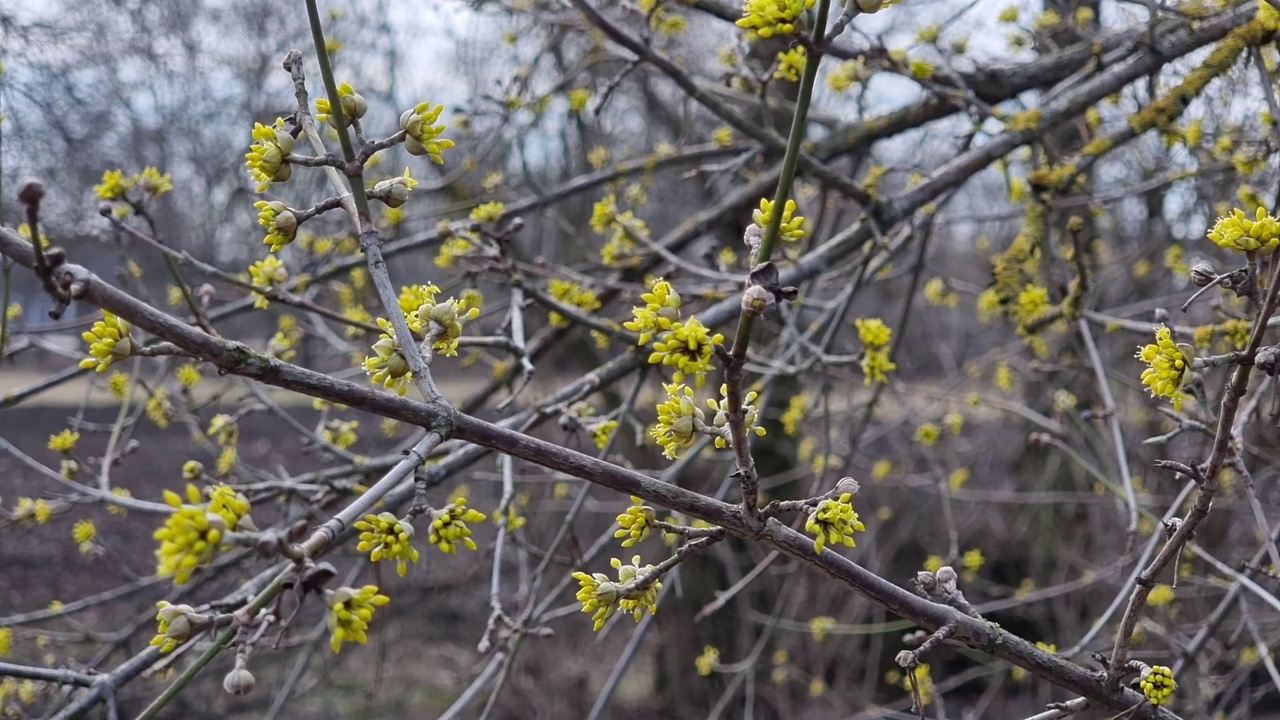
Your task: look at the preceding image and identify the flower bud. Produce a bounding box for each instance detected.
[835,477,861,497]
[741,285,774,317]
[17,179,46,206]
[853,0,887,13]
[935,565,958,589]
[223,666,256,696]
[1190,261,1217,288]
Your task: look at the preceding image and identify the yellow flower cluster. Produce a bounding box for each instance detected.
[322,419,360,449]
[93,166,172,201]
[245,118,294,192]
[735,0,815,39]
[650,382,706,459]
[615,496,656,547]
[1136,325,1190,411]
[547,279,602,328]
[649,318,723,387]
[248,255,288,308]
[326,585,390,653]
[773,46,807,83]
[571,555,663,631]
[150,601,200,653]
[804,492,866,554]
[1140,665,1176,706]
[153,484,252,584]
[355,512,420,577]
[623,278,681,345]
[363,318,413,396]
[79,312,136,373]
[706,383,767,449]
[1206,206,1280,253]
[428,498,486,554]
[752,197,806,242]
[590,193,649,266]
[316,81,367,127]
[47,429,79,453]
[254,200,299,252]
[855,317,897,385]
[400,102,455,164]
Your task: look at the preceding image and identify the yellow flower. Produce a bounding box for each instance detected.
[752,197,805,242]
[592,419,618,450]
[355,512,420,577]
[587,145,611,170]
[79,312,135,372]
[322,419,360,450]
[1207,206,1280,253]
[923,277,959,308]
[696,645,720,676]
[855,317,892,347]
[914,422,941,446]
[254,201,299,252]
[827,58,868,92]
[1140,665,1176,706]
[0,626,11,656]
[428,498,486,554]
[735,0,816,39]
[93,169,132,200]
[326,585,390,653]
[363,318,412,396]
[1136,325,1190,411]
[615,496,656,548]
[315,81,367,127]
[648,317,723,387]
[568,87,592,113]
[150,602,200,654]
[245,118,295,192]
[145,388,172,428]
[412,296,481,357]
[175,364,201,388]
[624,278,682,345]
[651,382,706,460]
[808,615,836,641]
[773,46,807,82]
[781,393,808,437]
[1146,583,1175,607]
[961,548,984,573]
[72,519,96,553]
[470,201,505,224]
[48,429,80,453]
[571,569,621,631]
[153,484,251,584]
[706,383,767,449]
[805,493,866,554]
[711,125,734,146]
[401,102,455,163]
[135,166,173,197]
[547,279,602,328]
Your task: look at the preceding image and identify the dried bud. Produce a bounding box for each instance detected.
[255,532,281,558]
[44,247,67,269]
[895,650,918,668]
[17,179,45,206]
[98,201,115,218]
[1152,308,1170,326]
[835,477,861,497]
[223,666,256,696]
[505,216,525,234]
[743,224,762,256]
[301,561,338,593]
[935,566,958,589]
[1256,345,1280,376]
[741,285,774,317]
[1190,261,1217,288]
